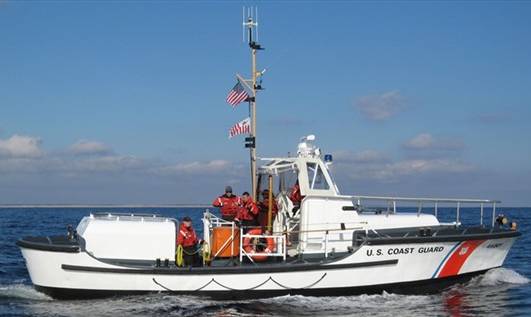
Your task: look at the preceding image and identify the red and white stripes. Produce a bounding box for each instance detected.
[229,117,251,139]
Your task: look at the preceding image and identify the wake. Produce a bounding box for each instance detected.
[0,283,52,301]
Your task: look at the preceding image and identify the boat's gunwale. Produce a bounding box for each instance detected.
[61,259,399,275]
[365,230,521,245]
[16,239,80,253]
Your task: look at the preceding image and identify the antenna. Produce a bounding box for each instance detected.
[242,6,259,48]
[242,7,245,43]
[240,6,265,200]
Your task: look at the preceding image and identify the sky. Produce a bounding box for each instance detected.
[0,1,530,205]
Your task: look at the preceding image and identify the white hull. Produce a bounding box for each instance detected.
[20,237,516,299]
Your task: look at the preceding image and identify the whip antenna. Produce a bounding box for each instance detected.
[242,7,245,42]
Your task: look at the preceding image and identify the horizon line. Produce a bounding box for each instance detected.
[0,204,529,209]
[0,204,212,208]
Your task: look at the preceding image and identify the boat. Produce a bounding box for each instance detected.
[17,11,521,300]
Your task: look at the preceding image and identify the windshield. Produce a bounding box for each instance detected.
[306,163,330,190]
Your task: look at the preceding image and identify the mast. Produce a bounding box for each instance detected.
[242,8,263,200]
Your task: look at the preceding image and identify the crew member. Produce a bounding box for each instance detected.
[212,186,241,221]
[177,216,200,267]
[289,180,304,212]
[258,189,278,228]
[234,192,260,231]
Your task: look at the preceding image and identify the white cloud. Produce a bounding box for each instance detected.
[69,155,144,173]
[0,135,242,179]
[354,90,405,121]
[333,147,475,183]
[0,155,145,175]
[382,159,474,177]
[158,160,240,176]
[0,133,523,204]
[403,133,435,149]
[403,133,463,151]
[334,150,388,164]
[339,158,475,183]
[69,140,112,156]
[0,134,43,158]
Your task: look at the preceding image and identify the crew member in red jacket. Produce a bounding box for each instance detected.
[289,181,304,213]
[258,189,278,228]
[234,192,260,231]
[212,186,241,221]
[177,216,200,267]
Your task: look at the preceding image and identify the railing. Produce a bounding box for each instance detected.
[204,211,289,263]
[346,195,500,227]
[89,212,172,222]
[239,228,287,263]
[91,212,162,218]
[202,210,239,258]
[293,225,366,257]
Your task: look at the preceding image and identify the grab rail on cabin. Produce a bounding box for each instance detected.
[336,195,500,227]
[89,212,173,222]
[91,212,163,218]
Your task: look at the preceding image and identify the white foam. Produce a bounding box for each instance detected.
[0,284,52,301]
[263,292,436,310]
[477,268,530,286]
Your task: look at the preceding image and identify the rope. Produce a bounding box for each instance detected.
[153,276,272,292]
[153,278,175,292]
[211,276,273,291]
[153,273,328,293]
[270,273,327,289]
[176,244,203,267]
[175,245,184,267]
[194,278,215,291]
[182,247,201,255]
[202,242,211,265]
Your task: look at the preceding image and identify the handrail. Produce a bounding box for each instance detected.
[282,226,365,235]
[90,212,163,217]
[203,211,238,259]
[329,194,501,204]
[89,212,173,223]
[306,194,500,228]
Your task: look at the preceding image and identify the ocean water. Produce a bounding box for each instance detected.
[0,207,529,317]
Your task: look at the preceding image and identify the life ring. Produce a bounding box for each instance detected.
[242,228,276,262]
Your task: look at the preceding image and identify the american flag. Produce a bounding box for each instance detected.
[229,117,251,139]
[226,81,250,107]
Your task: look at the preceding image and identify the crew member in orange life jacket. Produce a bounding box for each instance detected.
[177,216,201,266]
[234,192,260,231]
[212,186,241,221]
[258,189,278,228]
[290,180,304,213]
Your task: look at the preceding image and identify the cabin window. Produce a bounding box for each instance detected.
[306,163,330,190]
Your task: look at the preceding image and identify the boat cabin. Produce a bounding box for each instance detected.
[249,135,440,257]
